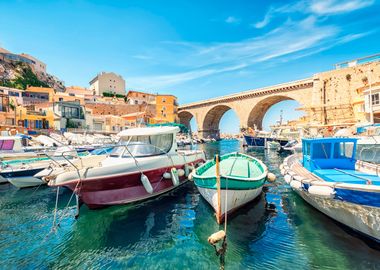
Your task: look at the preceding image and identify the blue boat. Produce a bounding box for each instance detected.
[281,137,380,243]
[244,133,289,147]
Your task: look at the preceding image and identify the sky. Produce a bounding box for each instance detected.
[1,0,380,132]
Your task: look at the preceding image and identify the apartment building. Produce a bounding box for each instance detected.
[89,72,126,96]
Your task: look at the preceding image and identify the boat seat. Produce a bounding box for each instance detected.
[313,169,380,186]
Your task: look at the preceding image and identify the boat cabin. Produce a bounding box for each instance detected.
[302,138,357,172]
[0,136,26,153]
[112,126,180,158]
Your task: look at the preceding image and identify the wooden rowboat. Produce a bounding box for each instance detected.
[193,152,268,224]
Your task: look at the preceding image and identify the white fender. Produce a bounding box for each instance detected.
[284,174,292,184]
[290,180,302,190]
[279,164,284,171]
[177,169,185,177]
[267,173,276,183]
[171,168,180,186]
[141,174,153,194]
[308,185,335,198]
[163,172,171,179]
[280,169,285,175]
[184,164,191,177]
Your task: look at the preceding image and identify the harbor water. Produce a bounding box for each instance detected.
[0,140,379,269]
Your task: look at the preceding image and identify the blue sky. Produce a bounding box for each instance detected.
[1,0,379,132]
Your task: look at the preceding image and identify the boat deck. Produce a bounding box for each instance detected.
[313,169,380,186]
[288,157,380,186]
[202,157,263,179]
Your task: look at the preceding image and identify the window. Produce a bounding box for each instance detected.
[59,97,63,101]
[312,143,331,159]
[372,93,380,105]
[162,98,166,103]
[0,140,15,150]
[111,134,173,157]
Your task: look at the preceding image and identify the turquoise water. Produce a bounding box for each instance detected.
[0,140,379,269]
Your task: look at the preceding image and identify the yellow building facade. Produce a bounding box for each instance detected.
[150,95,178,124]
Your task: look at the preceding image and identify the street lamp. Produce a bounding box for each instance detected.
[368,66,374,124]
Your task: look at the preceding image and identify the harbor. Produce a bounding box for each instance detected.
[1,140,379,269]
[1,0,380,269]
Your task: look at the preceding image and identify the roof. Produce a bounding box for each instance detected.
[117,126,180,137]
[302,137,358,143]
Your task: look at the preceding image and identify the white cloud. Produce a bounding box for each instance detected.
[310,0,375,15]
[225,16,241,24]
[252,0,375,28]
[252,8,273,28]
[127,16,369,89]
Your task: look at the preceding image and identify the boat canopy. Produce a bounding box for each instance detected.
[302,138,358,172]
[117,126,180,137]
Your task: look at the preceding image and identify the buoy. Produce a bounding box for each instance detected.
[284,174,292,184]
[308,185,335,198]
[280,168,285,175]
[279,164,284,171]
[290,180,302,190]
[171,168,180,186]
[163,172,171,179]
[141,174,153,194]
[267,172,276,183]
[177,169,185,177]
[208,230,226,245]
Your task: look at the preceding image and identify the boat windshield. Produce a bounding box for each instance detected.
[0,140,15,151]
[110,134,173,157]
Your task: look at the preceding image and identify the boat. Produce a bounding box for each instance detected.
[0,161,47,187]
[48,126,206,211]
[265,140,281,150]
[281,137,380,243]
[192,152,268,223]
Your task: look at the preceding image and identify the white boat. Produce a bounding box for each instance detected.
[48,126,206,212]
[281,138,380,243]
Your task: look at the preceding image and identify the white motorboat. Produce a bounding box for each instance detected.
[48,126,206,212]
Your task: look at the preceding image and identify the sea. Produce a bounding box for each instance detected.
[0,140,379,269]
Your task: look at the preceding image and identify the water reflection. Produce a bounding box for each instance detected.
[0,139,380,269]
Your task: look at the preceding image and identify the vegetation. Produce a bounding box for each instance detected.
[0,62,49,90]
[102,91,127,99]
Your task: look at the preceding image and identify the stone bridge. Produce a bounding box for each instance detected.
[178,78,314,139]
[178,60,380,139]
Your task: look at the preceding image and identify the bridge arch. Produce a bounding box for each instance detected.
[246,95,304,130]
[178,110,196,132]
[201,104,239,139]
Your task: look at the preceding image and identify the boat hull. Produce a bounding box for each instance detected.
[7,176,46,188]
[282,155,380,242]
[293,188,380,242]
[52,158,205,209]
[197,186,263,219]
[244,135,288,147]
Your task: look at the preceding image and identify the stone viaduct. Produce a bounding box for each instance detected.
[178,60,380,139]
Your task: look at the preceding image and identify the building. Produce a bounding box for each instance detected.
[23,86,55,104]
[19,53,47,75]
[0,93,15,126]
[53,101,86,131]
[126,90,156,105]
[362,82,380,123]
[89,72,126,96]
[151,94,178,124]
[16,103,54,130]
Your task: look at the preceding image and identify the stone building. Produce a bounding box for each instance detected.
[89,72,126,96]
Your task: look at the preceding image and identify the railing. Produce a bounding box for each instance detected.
[335,53,380,69]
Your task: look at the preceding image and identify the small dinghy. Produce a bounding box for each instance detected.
[193,152,268,223]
